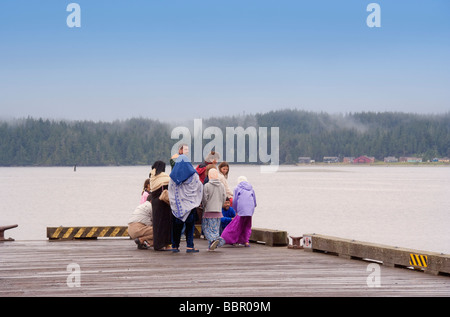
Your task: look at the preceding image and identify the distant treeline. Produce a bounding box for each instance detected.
[0,118,171,166]
[256,110,450,163]
[1,110,449,166]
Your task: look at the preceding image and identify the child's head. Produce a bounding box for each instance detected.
[223,198,230,210]
[142,178,150,193]
[208,168,219,180]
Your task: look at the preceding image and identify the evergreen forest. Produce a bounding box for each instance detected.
[1,109,449,166]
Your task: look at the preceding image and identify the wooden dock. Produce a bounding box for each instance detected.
[1,238,449,297]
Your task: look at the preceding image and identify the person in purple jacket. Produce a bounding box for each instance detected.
[220,176,256,247]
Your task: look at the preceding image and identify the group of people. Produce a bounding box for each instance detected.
[127,145,257,253]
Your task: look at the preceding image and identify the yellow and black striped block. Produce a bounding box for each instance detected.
[47,226,129,240]
[409,253,428,268]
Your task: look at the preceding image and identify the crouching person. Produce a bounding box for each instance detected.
[128,198,153,250]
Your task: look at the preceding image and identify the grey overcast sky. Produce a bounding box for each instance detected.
[1,0,449,122]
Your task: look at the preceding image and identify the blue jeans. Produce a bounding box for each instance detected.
[172,210,195,249]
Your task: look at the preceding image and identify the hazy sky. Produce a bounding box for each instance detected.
[1,0,449,122]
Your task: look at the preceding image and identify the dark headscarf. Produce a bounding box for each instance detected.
[151,161,166,177]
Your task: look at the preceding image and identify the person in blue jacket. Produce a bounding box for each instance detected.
[220,197,236,234]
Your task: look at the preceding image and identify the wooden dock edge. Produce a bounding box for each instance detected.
[303,233,450,276]
[249,227,289,246]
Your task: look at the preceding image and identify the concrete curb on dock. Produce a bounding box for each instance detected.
[249,227,289,246]
[46,226,291,246]
[45,226,449,277]
[303,233,450,276]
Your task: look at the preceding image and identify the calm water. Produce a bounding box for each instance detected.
[1,165,449,254]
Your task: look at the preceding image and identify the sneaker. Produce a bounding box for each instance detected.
[134,238,149,250]
[209,239,220,251]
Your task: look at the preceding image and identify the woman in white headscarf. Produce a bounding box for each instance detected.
[169,155,203,253]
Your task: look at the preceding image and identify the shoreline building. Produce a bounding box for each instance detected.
[323,156,339,163]
[353,156,375,164]
[399,157,422,163]
[384,156,398,163]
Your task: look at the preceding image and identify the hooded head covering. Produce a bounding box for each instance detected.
[208,168,219,180]
[170,155,196,185]
[233,177,256,217]
[237,176,248,183]
[168,154,203,221]
[149,160,170,192]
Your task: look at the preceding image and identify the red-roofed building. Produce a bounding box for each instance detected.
[353,156,375,164]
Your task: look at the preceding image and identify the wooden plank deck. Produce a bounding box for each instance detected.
[1,238,449,297]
